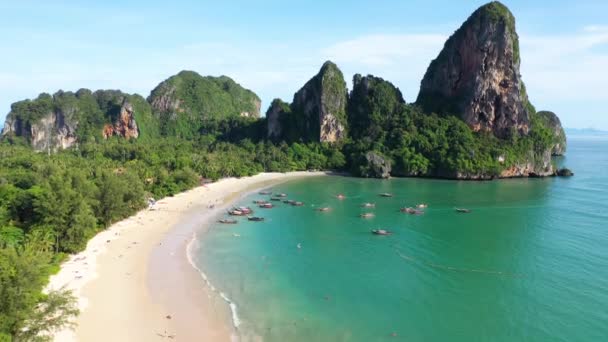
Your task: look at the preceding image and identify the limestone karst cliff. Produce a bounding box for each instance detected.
[416,1,530,139]
[1,90,152,151]
[290,61,348,142]
[148,71,261,138]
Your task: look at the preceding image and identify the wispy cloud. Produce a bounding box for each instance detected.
[322,34,447,67]
[319,27,608,128]
[1,25,606,129]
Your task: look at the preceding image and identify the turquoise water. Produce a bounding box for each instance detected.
[195,135,608,341]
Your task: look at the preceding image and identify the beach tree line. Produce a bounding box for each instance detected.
[0,132,344,340]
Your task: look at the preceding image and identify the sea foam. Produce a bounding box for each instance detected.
[186,231,241,329]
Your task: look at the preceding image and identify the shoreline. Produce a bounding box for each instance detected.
[46,171,329,342]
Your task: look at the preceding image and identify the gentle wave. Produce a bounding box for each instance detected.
[186,231,241,329]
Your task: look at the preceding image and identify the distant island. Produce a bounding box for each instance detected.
[0,3,572,340]
[565,128,608,136]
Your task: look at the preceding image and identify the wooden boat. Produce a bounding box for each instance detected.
[218,218,238,224]
[336,194,346,200]
[270,197,282,201]
[360,213,375,218]
[259,190,272,195]
[455,208,472,213]
[247,216,265,222]
[371,229,392,235]
[253,199,268,204]
[237,206,253,214]
[416,203,428,209]
[277,193,288,198]
[379,193,393,198]
[400,207,424,215]
[292,201,305,207]
[316,207,331,212]
[228,209,245,216]
[259,203,274,208]
[284,199,296,204]
[361,203,376,208]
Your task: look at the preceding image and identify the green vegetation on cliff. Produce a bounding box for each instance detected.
[3,89,159,147]
[290,61,348,142]
[345,74,559,178]
[148,71,261,139]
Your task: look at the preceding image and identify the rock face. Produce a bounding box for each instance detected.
[2,90,153,151]
[103,100,139,139]
[499,149,554,177]
[557,168,574,177]
[348,74,405,140]
[361,152,392,179]
[291,61,348,142]
[1,92,79,151]
[416,1,530,138]
[537,110,566,155]
[266,99,291,140]
[148,71,261,137]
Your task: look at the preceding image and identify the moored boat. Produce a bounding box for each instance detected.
[455,208,472,213]
[259,203,274,208]
[360,213,375,218]
[361,203,376,208]
[218,218,238,224]
[259,190,272,195]
[292,201,305,207]
[316,207,331,212]
[416,203,428,209]
[371,229,392,235]
[400,207,424,215]
[248,216,265,222]
[379,193,393,198]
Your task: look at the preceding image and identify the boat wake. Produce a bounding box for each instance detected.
[393,245,522,278]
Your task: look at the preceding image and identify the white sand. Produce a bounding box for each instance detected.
[46,171,328,342]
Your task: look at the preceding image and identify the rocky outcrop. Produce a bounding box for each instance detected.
[361,152,392,179]
[416,1,530,138]
[148,71,261,136]
[537,110,566,155]
[102,100,139,139]
[499,149,554,177]
[291,61,348,142]
[1,92,79,151]
[348,74,405,140]
[1,90,151,151]
[266,99,291,140]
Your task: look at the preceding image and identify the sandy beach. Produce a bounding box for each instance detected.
[46,171,328,342]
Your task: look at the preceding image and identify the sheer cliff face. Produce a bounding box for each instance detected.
[266,99,291,140]
[291,61,348,142]
[1,90,146,151]
[103,100,139,140]
[417,1,529,138]
[2,107,78,151]
[537,110,567,155]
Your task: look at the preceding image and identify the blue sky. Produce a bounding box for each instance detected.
[1,0,607,129]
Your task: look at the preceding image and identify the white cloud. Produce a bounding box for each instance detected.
[1,26,606,129]
[319,28,608,128]
[322,34,447,67]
